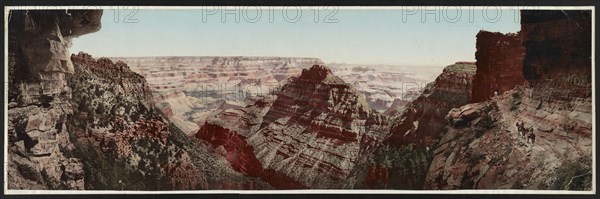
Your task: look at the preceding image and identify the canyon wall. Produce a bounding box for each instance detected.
[7,10,262,191]
[471,31,526,103]
[385,63,477,146]
[112,56,324,135]
[113,57,431,136]
[196,65,390,188]
[7,10,102,190]
[353,62,477,189]
[425,10,592,190]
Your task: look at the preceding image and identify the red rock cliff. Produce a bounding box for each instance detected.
[425,10,592,190]
[471,31,526,103]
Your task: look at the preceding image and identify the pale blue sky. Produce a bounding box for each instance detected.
[71,7,521,66]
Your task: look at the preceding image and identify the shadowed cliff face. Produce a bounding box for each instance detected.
[425,10,592,190]
[472,31,526,103]
[8,10,102,105]
[7,10,103,190]
[521,10,592,87]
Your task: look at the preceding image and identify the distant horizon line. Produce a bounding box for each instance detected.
[81,53,469,68]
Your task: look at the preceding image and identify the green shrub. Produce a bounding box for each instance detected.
[551,156,592,190]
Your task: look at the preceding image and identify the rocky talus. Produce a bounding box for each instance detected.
[196,65,390,189]
[425,10,592,190]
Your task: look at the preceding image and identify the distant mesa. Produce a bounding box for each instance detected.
[454,61,476,65]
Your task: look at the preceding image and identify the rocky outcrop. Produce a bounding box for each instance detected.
[426,87,591,189]
[471,31,526,103]
[385,63,477,147]
[8,10,102,105]
[65,52,207,190]
[196,65,390,188]
[352,62,476,189]
[425,10,592,190]
[7,10,102,190]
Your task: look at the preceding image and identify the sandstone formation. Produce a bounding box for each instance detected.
[385,63,477,146]
[471,31,526,103]
[425,10,592,190]
[196,65,390,188]
[353,62,477,189]
[7,10,102,190]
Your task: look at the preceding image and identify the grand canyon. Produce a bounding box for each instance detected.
[5,8,593,192]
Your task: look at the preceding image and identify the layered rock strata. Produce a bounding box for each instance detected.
[385,63,477,146]
[196,65,390,188]
[353,62,477,189]
[112,56,324,135]
[425,10,592,190]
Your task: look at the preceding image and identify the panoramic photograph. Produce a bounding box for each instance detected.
[4,6,594,193]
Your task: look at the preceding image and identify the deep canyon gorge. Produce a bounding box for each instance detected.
[6,9,593,191]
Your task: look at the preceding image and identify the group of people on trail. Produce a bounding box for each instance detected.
[515,121,536,144]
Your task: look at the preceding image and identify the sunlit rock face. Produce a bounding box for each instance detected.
[196,65,390,189]
[425,10,592,190]
[7,10,102,190]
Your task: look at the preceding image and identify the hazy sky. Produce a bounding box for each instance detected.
[71,7,521,67]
